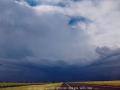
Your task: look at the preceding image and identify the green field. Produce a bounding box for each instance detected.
[0,82,62,90]
[79,80,120,86]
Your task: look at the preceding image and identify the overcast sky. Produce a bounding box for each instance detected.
[0,0,120,82]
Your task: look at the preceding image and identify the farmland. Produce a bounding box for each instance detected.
[0,82,62,90]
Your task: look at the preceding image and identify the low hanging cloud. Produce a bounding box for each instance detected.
[1,46,120,81]
[0,0,120,81]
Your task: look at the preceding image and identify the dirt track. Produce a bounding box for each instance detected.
[58,82,120,90]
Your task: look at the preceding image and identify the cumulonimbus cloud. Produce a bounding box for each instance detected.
[0,0,120,81]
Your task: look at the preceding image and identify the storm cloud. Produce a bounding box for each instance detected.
[0,0,120,81]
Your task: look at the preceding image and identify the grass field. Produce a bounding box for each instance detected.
[2,80,120,90]
[0,82,62,90]
[0,82,43,88]
[79,80,120,86]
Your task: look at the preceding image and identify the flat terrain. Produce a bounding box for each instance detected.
[58,82,120,90]
[0,82,42,88]
[1,81,120,90]
[0,82,62,90]
[79,80,120,86]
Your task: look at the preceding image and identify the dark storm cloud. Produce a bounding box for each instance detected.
[87,46,120,80]
[1,46,120,81]
[0,0,120,82]
[94,46,120,64]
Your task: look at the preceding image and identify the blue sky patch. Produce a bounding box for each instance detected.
[68,16,90,25]
[56,2,66,7]
[72,0,83,2]
[24,0,38,6]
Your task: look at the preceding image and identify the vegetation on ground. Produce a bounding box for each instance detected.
[79,80,120,86]
[0,82,43,88]
[0,82,62,90]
